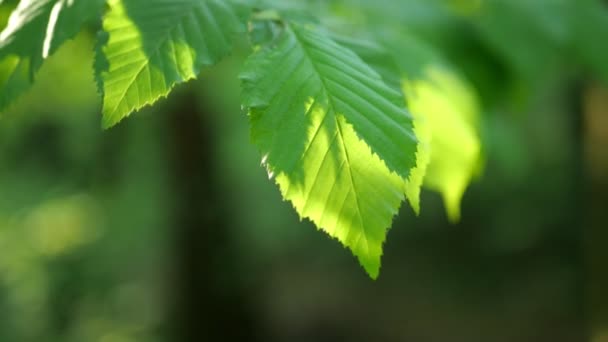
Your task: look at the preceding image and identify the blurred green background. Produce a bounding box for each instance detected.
[2,0,608,341]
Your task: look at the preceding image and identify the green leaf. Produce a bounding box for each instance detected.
[243,23,417,178]
[404,66,482,222]
[241,22,417,278]
[97,0,247,128]
[0,0,104,112]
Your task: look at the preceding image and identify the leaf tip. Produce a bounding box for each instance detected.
[443,190,463,224]
[361,258,381,280]
[101,112,120,130]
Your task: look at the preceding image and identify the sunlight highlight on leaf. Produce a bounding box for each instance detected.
[41,1,64,59]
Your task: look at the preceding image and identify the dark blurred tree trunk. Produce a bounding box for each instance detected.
[583,84,608,342]
[166,89,258,342]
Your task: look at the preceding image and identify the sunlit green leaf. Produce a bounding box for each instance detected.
[241,22,417,278]
[97,0,247,128]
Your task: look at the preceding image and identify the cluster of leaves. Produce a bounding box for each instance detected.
[0,0,606,278]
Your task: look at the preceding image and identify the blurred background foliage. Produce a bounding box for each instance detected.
[1,0,607,341]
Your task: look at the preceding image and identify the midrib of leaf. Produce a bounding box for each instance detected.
[292,25,370,252]
[336,122,369,253]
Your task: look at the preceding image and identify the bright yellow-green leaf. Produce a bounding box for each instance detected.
[403,66,482,222]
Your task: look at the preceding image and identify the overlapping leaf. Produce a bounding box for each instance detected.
[404,67,482,222]
[241,23,417,278]
[0,0,104,111]
[97,0,247,128]
[334,34,433,215]
[344,31,483,222]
